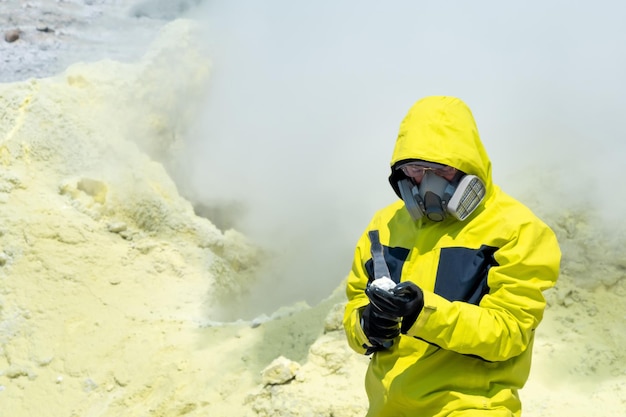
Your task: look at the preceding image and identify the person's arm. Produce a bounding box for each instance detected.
[404,220,560,361]
[343,231,375,355]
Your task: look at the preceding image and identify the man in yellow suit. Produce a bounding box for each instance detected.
[343,96,561,416]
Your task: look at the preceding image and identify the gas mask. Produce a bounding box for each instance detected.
[397,171,486,222]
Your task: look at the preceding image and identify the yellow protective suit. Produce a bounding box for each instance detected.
[343,96,561,417]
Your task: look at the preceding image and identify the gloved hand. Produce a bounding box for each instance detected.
[361,303,400,353]
[366,281,424,334]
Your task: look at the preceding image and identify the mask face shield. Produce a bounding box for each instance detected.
[394,162,486,223]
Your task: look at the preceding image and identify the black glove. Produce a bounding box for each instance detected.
[361,303,400,353]
[366,281,424,334]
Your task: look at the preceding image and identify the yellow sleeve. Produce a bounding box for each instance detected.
[404,220,560,362]
[343,229,375,355]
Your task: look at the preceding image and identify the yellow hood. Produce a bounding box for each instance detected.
[389,96,493,197]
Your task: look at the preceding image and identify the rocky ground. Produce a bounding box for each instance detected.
[1,0,204,83]
[1,2,625,416]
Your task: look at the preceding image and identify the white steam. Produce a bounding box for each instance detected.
[169,0,626,317]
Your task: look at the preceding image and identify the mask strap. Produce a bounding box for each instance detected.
[443,183,456,201]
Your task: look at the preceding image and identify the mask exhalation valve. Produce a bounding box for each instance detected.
[423,192,446,222]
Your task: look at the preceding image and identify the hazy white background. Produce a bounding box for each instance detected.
[167,0,626,317]
[6,0,620,317]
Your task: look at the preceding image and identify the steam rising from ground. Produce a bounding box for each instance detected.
[167,1,626,317]
[2,0,624,320]
[2,3,625,414]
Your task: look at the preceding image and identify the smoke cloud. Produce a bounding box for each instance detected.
[170,0,626,318]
